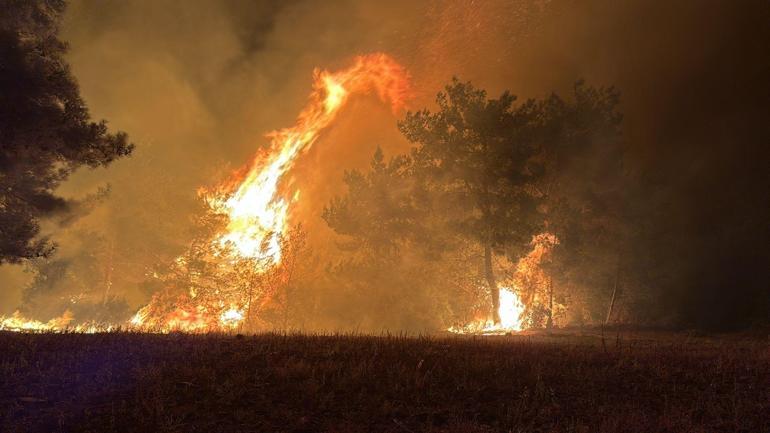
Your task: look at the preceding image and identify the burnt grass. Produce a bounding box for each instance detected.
[0,331,768,433]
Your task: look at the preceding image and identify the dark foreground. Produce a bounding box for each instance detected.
[0,331,768,433]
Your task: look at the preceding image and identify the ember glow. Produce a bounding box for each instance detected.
[128,53,410,333]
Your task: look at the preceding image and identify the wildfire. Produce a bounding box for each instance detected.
[0,311,71,332]
[219,307,245,328]
[0,310,115,333]
[448,286,526,335]
[448,233,560,335]
[129,53,410,332]
[2,56,560,336]
[204,53,409,266]
[498,288,525,330]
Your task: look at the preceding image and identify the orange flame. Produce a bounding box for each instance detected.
[205,53,409,266]
[448,233,559,335]
[0,310,116,333]
[448,286,526,335]
[129,53,410,332]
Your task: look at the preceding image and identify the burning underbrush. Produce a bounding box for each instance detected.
[0,311,117,334]
[1,228,562,334]
[5,54,570,336]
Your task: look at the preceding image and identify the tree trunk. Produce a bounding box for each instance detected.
[605,264,621,325]
[282,287,291,332]
[102,240,114,305]
[245,273,257,332]
[546,276,554,329]
[484,243,501,324]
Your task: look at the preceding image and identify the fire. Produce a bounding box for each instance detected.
[129,53,410,332]
[204,53,409,267]
[498,287,525,330]
[449,286,526,335]
[449,233,559,335]
[219,307,244,328]
[0,310,115,333]
[0,310,72,332]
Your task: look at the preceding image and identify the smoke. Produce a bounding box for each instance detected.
[524,0,770,328]
[2,0,767,329]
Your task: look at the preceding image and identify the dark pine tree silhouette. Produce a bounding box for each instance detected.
[399,79,543,324]
[0,1,133,263]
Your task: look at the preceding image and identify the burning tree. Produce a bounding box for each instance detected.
[0,1,133,263]
[324,78,630,331]
[399,79,544,324]
[132,217,309,332]
[130,54,410,332]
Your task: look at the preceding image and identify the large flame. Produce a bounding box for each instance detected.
[205,53,409,266]
[128,53,409,332]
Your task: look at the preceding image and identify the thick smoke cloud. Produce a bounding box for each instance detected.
[2,0,767,329]
[526,1,770,328]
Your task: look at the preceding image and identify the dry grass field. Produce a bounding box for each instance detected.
[1,330,768,432]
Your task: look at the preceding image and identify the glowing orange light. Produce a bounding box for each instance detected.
[204,53,409,266]
[129,53,410,332]
[448,286,525,335]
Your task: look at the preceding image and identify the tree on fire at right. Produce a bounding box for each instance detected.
[325,79,630,329]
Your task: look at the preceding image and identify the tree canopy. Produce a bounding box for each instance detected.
[0,1,133,263]
[325,79,629,327]
[398,79,544,323]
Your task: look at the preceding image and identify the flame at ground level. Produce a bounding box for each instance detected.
[448,286,526,335]
[3,286,525,335]
[0,311,115,334]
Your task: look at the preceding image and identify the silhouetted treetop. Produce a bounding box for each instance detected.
[398,79,545,323]
[0,0,133,263]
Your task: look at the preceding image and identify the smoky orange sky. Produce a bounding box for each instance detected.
[2,0,768,328]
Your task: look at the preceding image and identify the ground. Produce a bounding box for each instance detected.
[0,330,767,432]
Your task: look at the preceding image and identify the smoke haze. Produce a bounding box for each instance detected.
[2,0,767,329]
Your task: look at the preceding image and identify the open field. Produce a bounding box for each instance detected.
[1,330,768,433]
